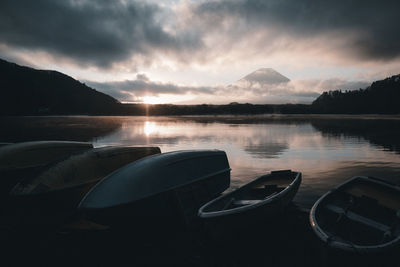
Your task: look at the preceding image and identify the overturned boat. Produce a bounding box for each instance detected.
[0,141,92,171]
[0,141,92,198]
[10,146,161,223]
[79,150,231,229]
[198,170,301,226]
[310,176,400,253]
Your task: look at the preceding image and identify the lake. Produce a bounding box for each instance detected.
[2,114,400,208]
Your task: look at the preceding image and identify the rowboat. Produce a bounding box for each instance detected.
[0,141,92,171]
[198,170,301,226]
[79,150,231,229]
[0,141,92,199]
[310,176,400,253]
[9,146,161,222]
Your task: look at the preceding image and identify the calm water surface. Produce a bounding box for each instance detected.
[2,115,400,208]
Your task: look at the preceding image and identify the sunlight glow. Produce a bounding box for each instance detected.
[141,94,195,104]
[142,96,164,104]
[144,121,158,136]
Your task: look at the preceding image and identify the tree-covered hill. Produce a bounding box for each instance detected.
[312,74,400,114]
[0,59,120,115]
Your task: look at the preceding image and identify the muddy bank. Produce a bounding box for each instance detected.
[2,204,397,267]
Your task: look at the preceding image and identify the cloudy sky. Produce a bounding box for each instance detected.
[1,0,399,104]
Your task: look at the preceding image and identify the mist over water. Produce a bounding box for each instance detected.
[2,115,400,208]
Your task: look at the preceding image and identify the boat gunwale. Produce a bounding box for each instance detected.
[198,171,301,218]
[309,176,400,253]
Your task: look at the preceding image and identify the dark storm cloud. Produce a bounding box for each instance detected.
[2,0,397,73]
[195,0,400,60]
[0,0,202,67]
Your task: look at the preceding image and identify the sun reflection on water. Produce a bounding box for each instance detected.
[144,121,158,136]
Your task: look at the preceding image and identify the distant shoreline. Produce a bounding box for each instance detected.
[3,102,400,116]
[3,113,400,120]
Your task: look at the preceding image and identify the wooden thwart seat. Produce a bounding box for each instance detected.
[233,199,262,206]
[344,184,400,211]
[233,191,278,206]
[325,204,390,233]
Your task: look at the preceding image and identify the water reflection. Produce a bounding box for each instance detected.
[244,142,287,159]
[311,118,400,154]
[0,116,122,142]
[2,115,400,208]
[143,121,157,136]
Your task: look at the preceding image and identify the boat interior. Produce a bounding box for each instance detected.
[202,171,296,212]
[316,179,400,246]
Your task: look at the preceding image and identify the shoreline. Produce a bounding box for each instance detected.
[2,204,396,267]
[2,113,400,120]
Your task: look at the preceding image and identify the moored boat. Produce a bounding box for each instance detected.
[0,141,92,199]
[9,146,161,223]
[0,141,93,171]
[198,170,301,226]
[310,176,400,253]
[79,150,231,229]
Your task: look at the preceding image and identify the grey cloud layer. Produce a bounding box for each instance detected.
[0,0,202,66]
[0,0,399,68]
[86,74,216,102]
[87,74,368,104]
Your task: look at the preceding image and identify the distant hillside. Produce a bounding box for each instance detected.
[0,59,120,115]
[312,74,400,114]
[1,58,399,116]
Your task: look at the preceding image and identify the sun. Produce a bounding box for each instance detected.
[141,94,196,104]
[142,96,163,104]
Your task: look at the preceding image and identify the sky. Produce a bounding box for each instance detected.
[1,0,400,104]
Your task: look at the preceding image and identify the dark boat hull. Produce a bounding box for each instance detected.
[79,150,231,229]
[8,181,98,227]
[0,143,12,147]
[83,170,229,230]
[310,176,400,253]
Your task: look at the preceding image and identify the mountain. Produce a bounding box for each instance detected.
[234,68,290,87]
[0,58,120,115]
[228,68,295,104]
[312,74,400,114]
